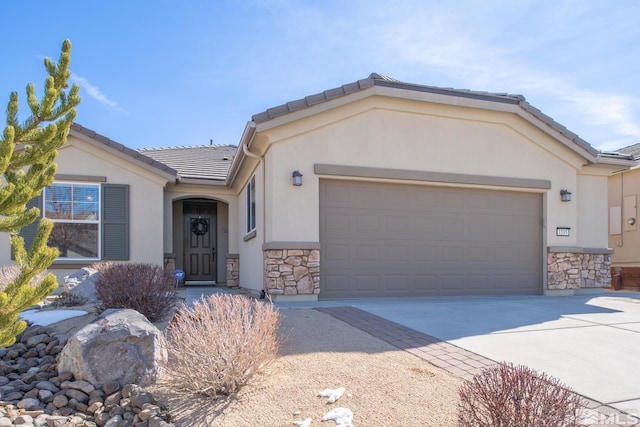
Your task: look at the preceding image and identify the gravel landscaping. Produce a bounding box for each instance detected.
[1,304,462,426]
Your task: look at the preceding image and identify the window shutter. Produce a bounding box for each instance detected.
[12,195,42,260]
[101,184,129,260]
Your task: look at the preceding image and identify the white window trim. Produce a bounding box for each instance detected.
[246,176,256,235]
[44,181,101,261]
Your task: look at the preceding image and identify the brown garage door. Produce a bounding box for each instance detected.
[319,180,542,298]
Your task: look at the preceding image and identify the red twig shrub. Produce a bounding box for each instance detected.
[458,362,584,427]
[94,262,178,322]
[160,293,281,398]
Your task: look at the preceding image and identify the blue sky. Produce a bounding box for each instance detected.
[1,1,639,151]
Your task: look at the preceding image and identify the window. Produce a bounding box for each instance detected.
[44,183,100,259]
[246,176,256,233]
[19,182,129,262]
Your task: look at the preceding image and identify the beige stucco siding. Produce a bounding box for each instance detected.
[577,171,610,249]
[237,162,264,292]
[0,135,170,282]
[260,97,591,248]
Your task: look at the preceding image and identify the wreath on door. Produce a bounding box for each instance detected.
[190,218,209,236]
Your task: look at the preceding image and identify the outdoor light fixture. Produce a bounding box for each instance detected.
[628,218,637,226]
[292,170,303,186]
[560,189,572,202]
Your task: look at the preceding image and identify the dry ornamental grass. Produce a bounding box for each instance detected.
[160,294,281,398]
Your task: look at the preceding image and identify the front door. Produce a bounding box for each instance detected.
[183,202,217,282]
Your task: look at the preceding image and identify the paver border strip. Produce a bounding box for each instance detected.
[315,306,639,426]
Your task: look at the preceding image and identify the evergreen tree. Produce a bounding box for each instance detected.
[0,40,80,346]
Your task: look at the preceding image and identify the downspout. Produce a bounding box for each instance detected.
[619,171,624,247]
[242,127,268,297]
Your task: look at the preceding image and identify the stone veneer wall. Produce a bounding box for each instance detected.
[547,251,612,290]
[264,249,320,296]
[226,254,239,288]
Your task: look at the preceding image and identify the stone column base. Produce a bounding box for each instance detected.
[226,254,239,287]
[547,249,612,291]
[264,248,320,296]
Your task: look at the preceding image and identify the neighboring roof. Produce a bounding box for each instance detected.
[617,143,640,159]
[139,145,237,181]
[70,123,178,178]
[250,72,599,159]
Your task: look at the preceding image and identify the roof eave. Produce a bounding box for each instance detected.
[225,121,255,186]
[175,177,228,186]
[69,123,178,181]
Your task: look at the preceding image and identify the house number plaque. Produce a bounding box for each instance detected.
[556,227,570,237]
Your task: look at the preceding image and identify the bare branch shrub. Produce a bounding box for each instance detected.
[458,362,584,427]
[94,262,178,322]
[160,293,281,398]
[51,291,88,307]
[0,265,46,291]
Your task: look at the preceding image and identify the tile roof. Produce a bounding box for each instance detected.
[138,145,238,181]
[251,72,599,157]
[617,143,640,159]
[70,123,178,177]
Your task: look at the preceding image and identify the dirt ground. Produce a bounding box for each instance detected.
[43,301,462,426]
[147,309,463,426]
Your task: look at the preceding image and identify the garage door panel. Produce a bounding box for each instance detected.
[467,246,490,263]
[320,180,542,298]
[323,212,350,235]
[385,245,410,261]
[415,274,438,291]
[355,275,380,291]
[415,245,438,261]
[356,244,380,261]
[386,275,410,292]
[323,243,350,261]
[442,274,464,291]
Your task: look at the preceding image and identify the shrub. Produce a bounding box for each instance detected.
[94,263,178,322]
[458,362,584,427]
[160,293,281,397]
[51,291,88,307]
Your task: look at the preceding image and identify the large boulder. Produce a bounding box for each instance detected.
[57,309,167,387]
[63,267,99,302]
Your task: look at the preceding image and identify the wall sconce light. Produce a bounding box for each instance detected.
[628,218,637,226]
[560,189,572,202]
[292,170,303,186]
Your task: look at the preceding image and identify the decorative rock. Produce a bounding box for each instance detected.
[103,414,123,427]
[25,334,49,348]
[13,414,33,425]
[103,392,122,409]
[65,389,89,403]
[35,381,59,393]
[16,397,40,410]
[63,267,99,302]
[58,309,167,388]
[102,382,119,396]
[37,389,53,401]
[87,402,103,414]
[52,395,68,409]
[0,321,174,427]
[64,380,95,395]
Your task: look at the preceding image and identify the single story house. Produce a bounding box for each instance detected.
[608,143,640,289]
[1,73,636,300]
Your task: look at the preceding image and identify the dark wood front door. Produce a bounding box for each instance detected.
[183,202,217,281]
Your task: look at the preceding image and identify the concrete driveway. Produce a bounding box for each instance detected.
[276,291,640,418]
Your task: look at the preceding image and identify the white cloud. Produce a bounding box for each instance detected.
[71,74,128,114]
[357,1,640,150]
